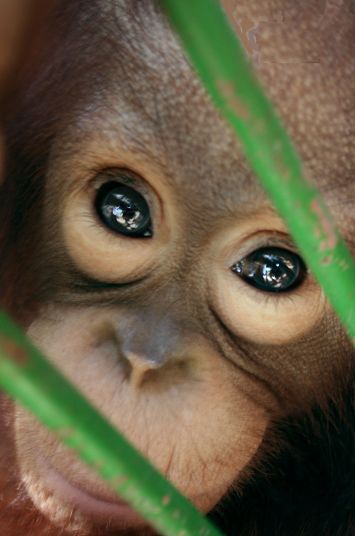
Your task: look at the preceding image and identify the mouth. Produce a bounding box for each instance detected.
[39,456,149,530]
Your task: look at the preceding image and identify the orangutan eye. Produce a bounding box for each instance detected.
[95,182,152,237]
[231,247,306,292]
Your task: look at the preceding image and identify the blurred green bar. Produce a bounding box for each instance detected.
[0,311,223,536]
[159,0,355,342]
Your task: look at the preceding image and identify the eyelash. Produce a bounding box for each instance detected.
[90,169,153,201]
[258,288,300,307]
[235,265,309,307]
[81,209,98,227]
[237,237,300,260]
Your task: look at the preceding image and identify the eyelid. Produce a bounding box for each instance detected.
[226,234,304,272]
[237,245,305,265]
[90,168,152,198]
[239,283,305,307]
[243,235,300,256]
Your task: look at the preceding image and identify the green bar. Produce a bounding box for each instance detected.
[0,311,223,536]
[159,0,355,343]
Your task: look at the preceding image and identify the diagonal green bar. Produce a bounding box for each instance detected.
[0,311,223,536]
[159,0,355,343]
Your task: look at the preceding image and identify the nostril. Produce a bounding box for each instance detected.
[124,352,194,391]
[123,352,161,389]
[91,320,171,387]
[96,310,191,388]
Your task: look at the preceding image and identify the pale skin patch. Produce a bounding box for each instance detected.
[50,135,182,284]
[206,211,327,345]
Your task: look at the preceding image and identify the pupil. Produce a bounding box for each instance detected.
[260,254,295,289]
[232,247,305,293]
[110,197,142,231]
[96,182,152,237]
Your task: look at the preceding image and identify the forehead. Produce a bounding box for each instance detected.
[53,0,355,215]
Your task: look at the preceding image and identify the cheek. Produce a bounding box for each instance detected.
[213,270,326,345]
[15,306,269,530]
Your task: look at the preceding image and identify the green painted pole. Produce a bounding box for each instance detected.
[159,0,355,343]
[0,311,223,536]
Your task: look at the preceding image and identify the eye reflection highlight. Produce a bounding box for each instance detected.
[232,247,306,293]
[95,182,152,238]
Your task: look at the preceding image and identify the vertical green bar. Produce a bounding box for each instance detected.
[159,0,355,342]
